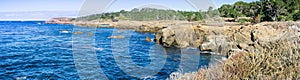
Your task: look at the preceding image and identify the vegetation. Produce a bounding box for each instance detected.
[77,8,192,21]
[170,37,300,80]
[77,0,300,23]
[219,0,300,22]
[76,8,210,22]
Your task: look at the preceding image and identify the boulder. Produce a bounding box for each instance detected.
[158,27,176,47]
[200,35,234,54]
[155,25,209,48]
[145,36,151,42]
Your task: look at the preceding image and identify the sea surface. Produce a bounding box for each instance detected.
[0,21,223,80]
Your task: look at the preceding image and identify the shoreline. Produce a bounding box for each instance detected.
[46,19,300,56]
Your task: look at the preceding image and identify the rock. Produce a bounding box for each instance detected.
[145,36,151,42]
[46,17,73,24]
[136,25,165,33]
[73,31,83,35]
[87,32,93,36]
[154,22,300,55]
[200,35,234,54]
[155,25,208,48]
[227,49,247,59]
[173,26,196,48]
[108,36,125,39]
[159,27,176,47]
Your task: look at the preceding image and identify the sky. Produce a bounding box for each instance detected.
[0,0,257,21]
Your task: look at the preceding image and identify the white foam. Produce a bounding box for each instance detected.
[94,47,104,51]
[60,30,71,34]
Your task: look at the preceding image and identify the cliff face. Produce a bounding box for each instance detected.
[154,22,300,56]
[154,25,207,48]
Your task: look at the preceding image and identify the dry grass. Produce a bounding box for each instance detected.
[170,36,300,80]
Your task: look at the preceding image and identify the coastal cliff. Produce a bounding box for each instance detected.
[154,22,300,56]
[46,18,300,56]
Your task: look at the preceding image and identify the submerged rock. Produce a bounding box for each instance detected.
[87,32,94,36]
[108,36,125,39]
[73,31,83,35]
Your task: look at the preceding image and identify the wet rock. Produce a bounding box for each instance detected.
[145,36,151,42]
[73,31,83,35]
[87,32,93,36]
[108,36,125,39]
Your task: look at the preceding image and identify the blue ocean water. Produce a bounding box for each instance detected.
[0,21,223,80]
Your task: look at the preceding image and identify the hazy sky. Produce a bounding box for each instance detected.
[0,0,257,20]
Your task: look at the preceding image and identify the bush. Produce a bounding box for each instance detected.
[170,29,300,80]
[238,18,253,24]
[254,15,262,23]
[293,12,300,21]
[286,14,295,21]
[238,19,247,24]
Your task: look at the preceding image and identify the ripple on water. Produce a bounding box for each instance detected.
[0,21,225,80]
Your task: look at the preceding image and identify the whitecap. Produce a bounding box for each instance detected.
[60,30,71,34]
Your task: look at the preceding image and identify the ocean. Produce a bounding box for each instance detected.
[0,21,223,80]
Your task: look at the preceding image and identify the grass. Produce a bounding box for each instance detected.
[170,31,300,80]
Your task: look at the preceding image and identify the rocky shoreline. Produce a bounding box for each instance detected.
[154,21,300,57]
[46,18,300,57]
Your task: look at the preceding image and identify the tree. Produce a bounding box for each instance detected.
[219,4,236,18]
[233,1,249,17]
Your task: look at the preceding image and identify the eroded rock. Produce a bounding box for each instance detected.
[155,22,300,55]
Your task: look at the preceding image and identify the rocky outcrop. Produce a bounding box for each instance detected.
[145,36,152,42]
[154,24,234,55]
[73,31,84,35]
[108,36,125,39]
[46,17,73,24]
[154,25,208,48]
[135,25,166,33]
[155,22,300,56]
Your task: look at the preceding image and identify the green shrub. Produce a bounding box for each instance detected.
[293,12,300,21]
[238,19,247,24]
[286,14,295,21]
[171,29,300,80]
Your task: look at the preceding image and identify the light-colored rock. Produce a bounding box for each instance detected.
[108,36,125,39]
[154,22,300,55]
[73,31,83,35]
[87,32,93,36]
[154,25,209,48]
[145,36,151,42]
[159,27,176,47]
